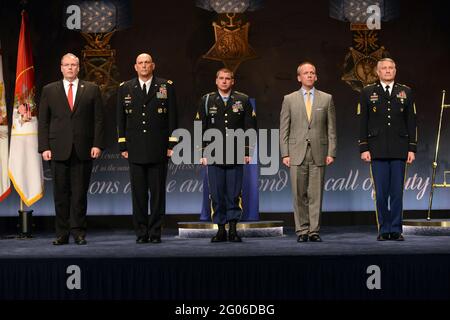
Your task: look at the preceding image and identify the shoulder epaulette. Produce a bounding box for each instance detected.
[203,91,216,98]
[396,82,410,89]
[234,90,249,98]
[364,82,376,88]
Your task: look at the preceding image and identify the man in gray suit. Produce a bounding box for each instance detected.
[280,62,337,242]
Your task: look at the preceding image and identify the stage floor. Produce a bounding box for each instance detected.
[2,226,450,301]
[1,226,450,258]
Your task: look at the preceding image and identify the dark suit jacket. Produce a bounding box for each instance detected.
[116,77,178,164]
[358,81,417,159]
[38,80,105,161]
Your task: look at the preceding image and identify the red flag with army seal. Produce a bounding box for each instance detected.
[8,10,43,206]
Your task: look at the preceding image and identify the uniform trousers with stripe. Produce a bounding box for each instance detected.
[207,165,243,225]
[371,159,406,234]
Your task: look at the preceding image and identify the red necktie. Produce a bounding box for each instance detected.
[68,83,74,111]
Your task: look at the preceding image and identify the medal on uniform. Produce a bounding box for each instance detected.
[209,105,217,115]
[158,108,163,113]
[397,91,406,104]
[157,84,168,99]
[232,101,243,112]
[370,93,378,103]
[124,94,132,106]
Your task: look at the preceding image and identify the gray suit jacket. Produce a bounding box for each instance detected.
[279,89,337,166]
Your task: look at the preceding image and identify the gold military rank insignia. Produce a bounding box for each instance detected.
[167,80,173,84]
[252,110,256,117]
[357,103,361,115]
[195,112,200,120]
[372,106,377,113]
[158,108,163,113]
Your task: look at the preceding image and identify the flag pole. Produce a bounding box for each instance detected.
[18,198,33,239]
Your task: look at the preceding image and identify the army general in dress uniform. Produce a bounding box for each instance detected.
[196,68,256,243]
[117,53,178,244]
[358,58,417,241]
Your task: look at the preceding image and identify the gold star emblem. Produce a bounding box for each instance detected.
[202,22,257,73]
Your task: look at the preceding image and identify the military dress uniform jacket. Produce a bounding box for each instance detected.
[195,90,256,164]
[358,81,417,160]
[117,77,178,164]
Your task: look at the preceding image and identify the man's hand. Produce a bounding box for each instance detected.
[326,156,334,166]
[42,150,52,161]
[361,151,371,162]
[167,149,173,157]
[407,151,415,164]
[121,151,128,159]
[282,156,290,168]
[91,147,102,159]
[200,157,207,165]
[244,156,252,164]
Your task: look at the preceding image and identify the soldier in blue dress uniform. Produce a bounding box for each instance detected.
[195,68,256,242]
[358,58,417,241]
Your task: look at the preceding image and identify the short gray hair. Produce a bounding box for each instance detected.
[61,53,79,65]
[377,58,395,68]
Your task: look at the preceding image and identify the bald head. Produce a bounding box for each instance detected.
[134,53,155,81]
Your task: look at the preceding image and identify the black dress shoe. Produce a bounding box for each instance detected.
[297,235,308,242]
[377,233,390,241]
[309,234,322,242]
[390,232,405,241]
[74,236,87,245]
[228,233,242,242]
[211,225,227,242]
[150,236,161,244]
[136,236,149,244]
[52,237,69,245]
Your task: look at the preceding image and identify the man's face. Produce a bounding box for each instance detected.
[216,71,234,92]
[377,60,396,83]
[60,56,79,81]
[134,54,155,78]
[297,64,317,88]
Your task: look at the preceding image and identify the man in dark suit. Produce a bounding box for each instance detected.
[358,58,417,241]
[196,68,257,242]
[117,53,177,244]
[38,53,105,245]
